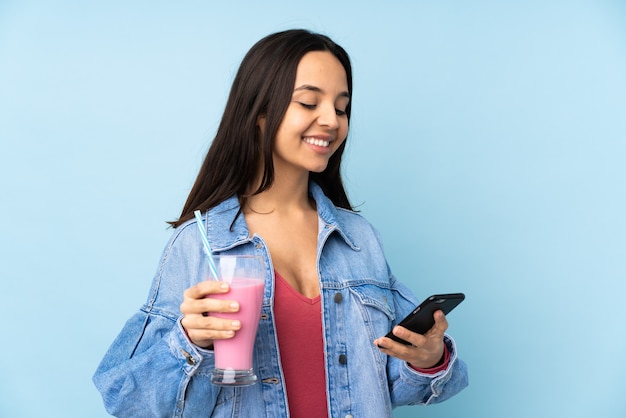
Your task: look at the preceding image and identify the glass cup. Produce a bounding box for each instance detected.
[206,255,265,386]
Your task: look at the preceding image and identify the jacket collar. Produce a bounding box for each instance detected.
[204,181,359,252]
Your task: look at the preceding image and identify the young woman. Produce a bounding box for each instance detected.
[94,29,468,417]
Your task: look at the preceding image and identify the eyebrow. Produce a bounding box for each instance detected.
[294,84,350,99]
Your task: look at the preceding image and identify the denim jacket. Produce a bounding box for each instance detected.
[93,182,468,417]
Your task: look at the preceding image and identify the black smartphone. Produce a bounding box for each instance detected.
[385,293,465,345]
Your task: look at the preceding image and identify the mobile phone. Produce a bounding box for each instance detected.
[385,293,465,345]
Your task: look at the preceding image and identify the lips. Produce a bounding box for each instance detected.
[302,137,331,147]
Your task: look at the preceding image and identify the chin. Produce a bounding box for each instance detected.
[308,164,329,174]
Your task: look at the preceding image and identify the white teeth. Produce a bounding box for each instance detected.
[303,137,330,147]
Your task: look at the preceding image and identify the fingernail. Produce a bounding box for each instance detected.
[232,320,241,328]
[230,302,239,310]
[220,282,229,290]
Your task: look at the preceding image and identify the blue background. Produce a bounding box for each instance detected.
[1,1,625,417]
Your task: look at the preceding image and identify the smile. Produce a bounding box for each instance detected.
[302,137,331,147]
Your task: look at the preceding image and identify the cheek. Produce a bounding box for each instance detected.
[333,125,349,153]
[274,119,305,146]
[339,120,349,141]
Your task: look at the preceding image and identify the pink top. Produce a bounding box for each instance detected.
[274,271,328,417]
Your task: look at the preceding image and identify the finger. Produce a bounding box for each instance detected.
[181,315,242,344]
[181,281,237,317]
[183,315,241,334]
[391,325,427,348]
[375,336,410,351]
[181,296,240,316]
[426,310,449,337]
[183,280,230,300]
[374,336,399,353]
[374,336,420,361]
[374,327,425,354]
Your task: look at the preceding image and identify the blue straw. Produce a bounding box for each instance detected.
[193,210,219,281]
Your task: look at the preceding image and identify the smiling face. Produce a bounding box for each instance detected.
[269,51,350,177]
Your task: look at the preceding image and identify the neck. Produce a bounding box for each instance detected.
[245,170,312,215]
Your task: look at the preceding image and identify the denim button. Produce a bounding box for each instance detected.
[338,354,347,365]
[180,348,196,365]
[334,292,343,303]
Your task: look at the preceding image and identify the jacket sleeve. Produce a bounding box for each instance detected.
[92,223,219,418]
[386,276,469,406]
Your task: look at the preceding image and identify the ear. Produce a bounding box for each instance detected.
[256,115,266,142]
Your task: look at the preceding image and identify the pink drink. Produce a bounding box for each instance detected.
[211,277,264,370]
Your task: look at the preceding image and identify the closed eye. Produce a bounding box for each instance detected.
[299,102,346,116]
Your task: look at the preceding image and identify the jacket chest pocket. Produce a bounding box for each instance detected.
[348,284,396,337]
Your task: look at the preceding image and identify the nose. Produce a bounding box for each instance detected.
[316,102,340,129]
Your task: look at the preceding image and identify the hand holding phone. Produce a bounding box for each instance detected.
[385,293,465,345]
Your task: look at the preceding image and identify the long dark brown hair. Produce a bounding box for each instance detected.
[170,29,354,228]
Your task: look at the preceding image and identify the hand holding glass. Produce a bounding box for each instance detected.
[205,255,265,386]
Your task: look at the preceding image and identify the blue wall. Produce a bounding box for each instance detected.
[1,1,624,417]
